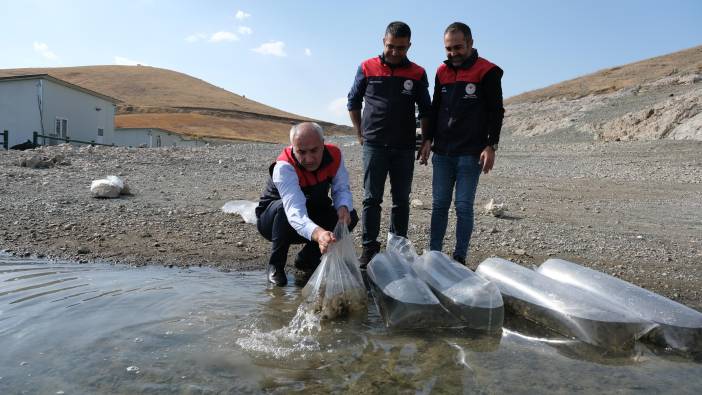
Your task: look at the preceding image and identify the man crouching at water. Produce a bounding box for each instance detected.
[256,122,358,286]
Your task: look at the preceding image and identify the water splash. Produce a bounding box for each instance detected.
[236,304,321,359]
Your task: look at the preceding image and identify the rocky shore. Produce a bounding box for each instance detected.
[1,136,701,310]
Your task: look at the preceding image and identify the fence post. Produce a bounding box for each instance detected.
[33,131,38,146]
[2,130,7,150]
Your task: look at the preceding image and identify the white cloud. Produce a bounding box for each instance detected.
[114,56,147,66]
[304,48,312,56]
[237,26,253,35]
[209,31,239,43]
[235,10,251,20]
[185,33,207,43]
[252,41,286,57]
[33,42,58,60]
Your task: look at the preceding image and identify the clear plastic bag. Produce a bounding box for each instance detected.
[221,200,257,224]
[476,257,656,350]
[367,251,457,329]
[300,222,367,320]
[415,250,504,332]
[537,258,702,353]
[386,233,420,264]
[386,234,504,332]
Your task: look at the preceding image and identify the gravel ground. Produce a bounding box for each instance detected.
[1,136,701,310]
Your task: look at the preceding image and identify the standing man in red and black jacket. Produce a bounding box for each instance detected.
[418,22,505,265]
[347,21,432,267]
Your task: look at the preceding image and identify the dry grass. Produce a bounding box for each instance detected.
[115,113,294,143]
[0,65,332,143]
[507,45,702,104]
[0,65,308,119]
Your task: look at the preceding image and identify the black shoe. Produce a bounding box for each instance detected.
[293,253,318,273]
[453,255,466,265]
[294,270,314,287]
[267,264,287,286]
[359,242,380,269]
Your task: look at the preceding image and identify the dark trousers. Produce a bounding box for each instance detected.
[361,144,415,246]
[256,199,358,270]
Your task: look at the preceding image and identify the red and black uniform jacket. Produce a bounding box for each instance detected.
[255,144,342,218]
[427,49,505,156]
[347,55,431,148]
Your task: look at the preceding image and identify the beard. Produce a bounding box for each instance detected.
[448,55,465,65]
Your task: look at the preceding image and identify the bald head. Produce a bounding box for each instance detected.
[290,122,325,171]
[290,122,324,145]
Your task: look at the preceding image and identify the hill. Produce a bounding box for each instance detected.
[0,65,348,143]
[504,45,702,141]
[507,45,702,104]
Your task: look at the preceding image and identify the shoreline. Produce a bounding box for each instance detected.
[1,138,701,310]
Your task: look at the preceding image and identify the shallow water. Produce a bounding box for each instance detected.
[1,256,701,394]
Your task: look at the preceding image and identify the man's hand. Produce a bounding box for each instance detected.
[337,206,351,225]
[479,146,496,174]
[312,227,337,254]
[417,140,432,165]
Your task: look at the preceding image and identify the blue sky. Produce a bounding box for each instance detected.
[2,0,701,125]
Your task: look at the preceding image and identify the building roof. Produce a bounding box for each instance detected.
[0,73,120,104]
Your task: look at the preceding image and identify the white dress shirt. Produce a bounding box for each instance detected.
[272,152,353,240]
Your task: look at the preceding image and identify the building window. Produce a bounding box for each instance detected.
[97,128,104,136]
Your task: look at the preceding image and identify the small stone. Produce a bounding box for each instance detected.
[126,366,139,373]
[77,246,90,255]
[514,248,526,256]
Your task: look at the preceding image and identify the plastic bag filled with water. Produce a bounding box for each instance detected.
[414,250,504,332]
[537,258,702,353]
[301,222,367,320]
[386,234,504,332]
[386,232,420,264]
[367,251,457,329]
[476,257,656,350]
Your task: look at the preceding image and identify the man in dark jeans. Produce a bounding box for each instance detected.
[347,21,431,267]
[418,22,505,265]
[256,122,358,286]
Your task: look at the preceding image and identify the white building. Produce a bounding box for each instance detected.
[113,127,207,148]
[0,74,118,148]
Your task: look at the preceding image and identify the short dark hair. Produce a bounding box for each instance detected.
[445,22,472,39]
[385,21,411,39]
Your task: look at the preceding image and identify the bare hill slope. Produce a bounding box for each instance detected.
[508,45,702,104]
[504,45,702,141]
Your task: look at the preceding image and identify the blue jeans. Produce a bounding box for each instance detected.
[430,153,482,260]
[362,144,415,246]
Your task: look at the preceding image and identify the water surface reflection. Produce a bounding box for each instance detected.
[0,257,700,394]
